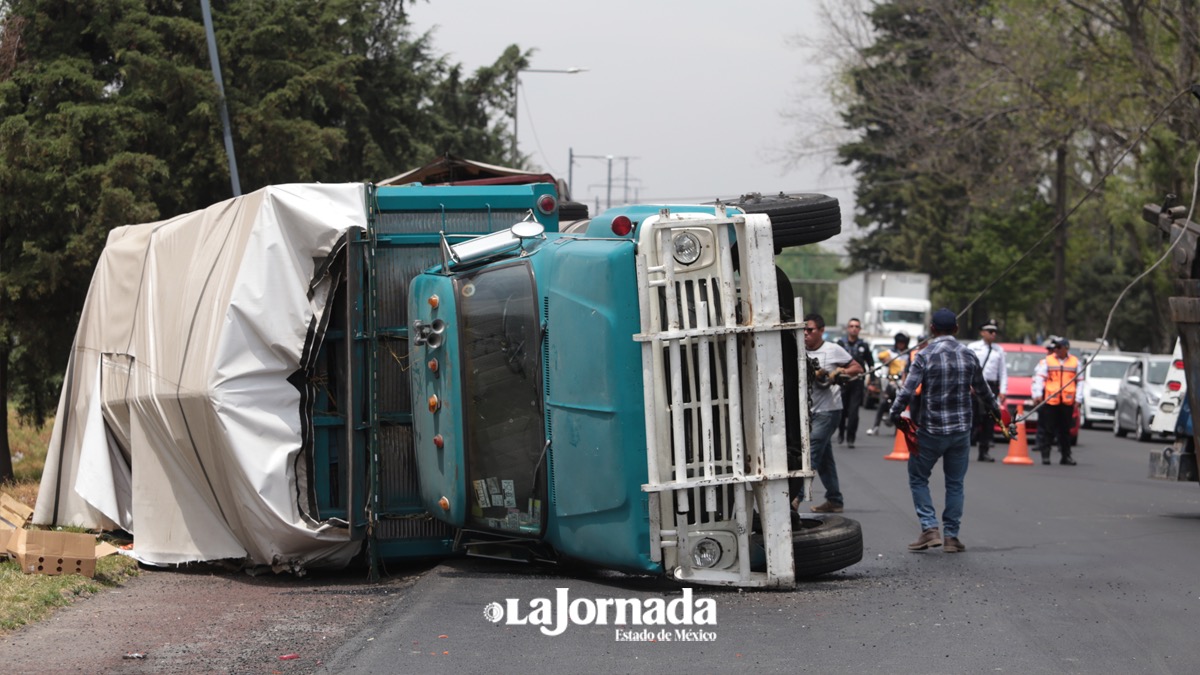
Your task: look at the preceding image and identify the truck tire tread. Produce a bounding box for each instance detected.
[727,192,842,248]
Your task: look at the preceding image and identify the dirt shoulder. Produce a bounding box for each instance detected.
[0,560,431,674]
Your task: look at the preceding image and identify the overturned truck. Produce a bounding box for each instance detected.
[35,182,863,585]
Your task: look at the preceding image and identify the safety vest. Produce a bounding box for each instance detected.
[1045,353,1079,406]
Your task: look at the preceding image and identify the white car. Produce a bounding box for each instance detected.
[1079,352,1139,428]
[1150,339,1187,435]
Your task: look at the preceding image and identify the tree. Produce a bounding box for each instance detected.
[0,0,522,481]
[808,0,1200,351]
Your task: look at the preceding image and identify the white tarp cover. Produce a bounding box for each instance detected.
[33,183,368,569]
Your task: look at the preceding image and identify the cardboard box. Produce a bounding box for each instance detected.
[6,528,98,578]
[0,493,34,554]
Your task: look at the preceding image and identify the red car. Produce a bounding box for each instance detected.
[993,343,1080,445]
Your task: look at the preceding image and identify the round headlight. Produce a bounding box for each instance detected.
[672,232,702,265]
[691,537,722,568]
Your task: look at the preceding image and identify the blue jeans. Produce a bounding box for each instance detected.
[811,410,844,505]
[908,429,970,537]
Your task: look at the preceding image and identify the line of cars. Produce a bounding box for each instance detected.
[857,337,1180,444]
[1001,343,1181,444]
[1077,349,1181,441]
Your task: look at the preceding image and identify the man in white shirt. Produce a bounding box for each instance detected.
[799,313,863,513]
[966,318,1007,462]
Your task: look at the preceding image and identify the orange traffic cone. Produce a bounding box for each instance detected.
[885,423,910,461]
[1003,402,1035,465]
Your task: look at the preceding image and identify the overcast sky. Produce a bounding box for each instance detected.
[408,0,860,244]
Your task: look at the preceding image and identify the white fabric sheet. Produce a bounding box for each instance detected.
[34,183,367,569]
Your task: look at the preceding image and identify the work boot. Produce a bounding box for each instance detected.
[810,500,844,514]
[943,536,966,553]
[866,426,878,436]
[1060,457,1077,466]
[1042,454,1051,465]
[837,432,845,444]
[978,452,995,463]
[908,528,942,551]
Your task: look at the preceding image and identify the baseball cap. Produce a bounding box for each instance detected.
[1055,337,1070,349]
[981,318,999,331]
[1043,336,1058,350]
[931,308,957,331]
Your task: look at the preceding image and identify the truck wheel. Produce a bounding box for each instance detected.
[792,515,863,578]
[727,192,841,249]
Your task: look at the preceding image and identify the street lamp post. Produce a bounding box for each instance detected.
[512,67,586,165]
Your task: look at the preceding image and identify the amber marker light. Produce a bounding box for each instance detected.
[438,496,450,511]
[433,434,444,449]
[428,395,440,413]
[428,294,440,309]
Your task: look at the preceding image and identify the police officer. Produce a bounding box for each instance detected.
[967,318,1007,462]
[837,318,874,448]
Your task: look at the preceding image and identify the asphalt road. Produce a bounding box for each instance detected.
[321,425,1200,675]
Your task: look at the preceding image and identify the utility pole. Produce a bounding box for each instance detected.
[617,155,640,204]
[1052,144,1068,336]
[201,0,240,197]
[574,152,618,209]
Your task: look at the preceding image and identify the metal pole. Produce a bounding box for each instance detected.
[568,147,574,198]
[606,155,613,210]
[511,68,587,168]
[200,0,241,197]
[511,74,520,165]
[623,156,630,204]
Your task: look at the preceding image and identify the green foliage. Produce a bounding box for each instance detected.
[0,0,523,431]
[826,0,1200,351]
[777,245,846,320]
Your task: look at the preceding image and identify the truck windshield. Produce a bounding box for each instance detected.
[456,261,545,534]
[880,309,925,324]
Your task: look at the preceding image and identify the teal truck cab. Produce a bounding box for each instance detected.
[407,200,863,587]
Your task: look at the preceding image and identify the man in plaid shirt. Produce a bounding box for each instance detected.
[889,308,1002,554]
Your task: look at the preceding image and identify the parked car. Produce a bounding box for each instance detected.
[1150,339,1187,436]
[1078,353,1139,428]
[994,343,1080,445]
[1113,354,1174,441]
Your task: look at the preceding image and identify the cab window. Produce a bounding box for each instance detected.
[456,262,546,534]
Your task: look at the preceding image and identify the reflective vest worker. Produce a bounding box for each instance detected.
[1033,350,1079,406]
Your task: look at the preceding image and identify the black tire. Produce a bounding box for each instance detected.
[751,514,863,578]
[1135,409,1150,442]
[748,511,864,576]
[727,192,842,249]
[1113,405,1128,438]
[558,200,589,221]
[792,515,863,577]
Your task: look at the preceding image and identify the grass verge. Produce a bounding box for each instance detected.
[0,554,140,632]
[4,406,140,635]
